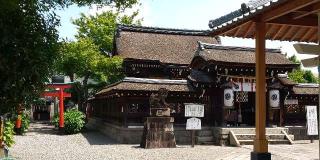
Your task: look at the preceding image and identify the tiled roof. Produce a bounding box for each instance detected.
[194,42,296,65]
[208,0,286,29]
[293,84,318,95]
[114,25,220,65]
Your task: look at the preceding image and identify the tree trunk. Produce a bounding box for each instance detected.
[68,73,74,82]
[81,74,90,109]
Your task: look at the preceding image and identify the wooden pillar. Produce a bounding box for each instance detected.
[279,91,285,127]
[59,88,65,130]
[252,21,269,157]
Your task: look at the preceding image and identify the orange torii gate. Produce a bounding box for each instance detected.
[42,83,72,131]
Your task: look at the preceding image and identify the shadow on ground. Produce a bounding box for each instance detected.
[24,121,59,135]
[81,128,117,145]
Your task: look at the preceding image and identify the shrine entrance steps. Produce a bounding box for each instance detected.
[228,127,294,146]
[196,129,215,145]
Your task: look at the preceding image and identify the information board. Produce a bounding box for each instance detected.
[306,105,318,135]
[184,103,204,117]
[186,118,201,130]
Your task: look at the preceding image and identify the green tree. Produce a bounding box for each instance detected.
[73,11,141,53]
[56,10,140,106]
[0,1,59,113]
[287,55,318,83]
[57,38,124,105]
[288,69,306,83]
[0,0,139,114]
[303,70,317,83]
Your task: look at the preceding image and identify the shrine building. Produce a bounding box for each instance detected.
[86,24,318,145]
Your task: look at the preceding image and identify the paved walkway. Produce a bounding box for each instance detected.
[8,122,319,160]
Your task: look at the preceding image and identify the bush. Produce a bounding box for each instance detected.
[51,109,85,134]
[12,111,31,134]
[64,109,85,134]
[51,114,59,128]
[3,120,15,147]
[21,112,30,133]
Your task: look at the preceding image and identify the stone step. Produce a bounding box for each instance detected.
[268,139,291,144]
[235,134,287,140]
[197,130,213,137]
[239,139,290,145]
[201,141,215,145]
[226,128,288,134]
[196,136,214,142]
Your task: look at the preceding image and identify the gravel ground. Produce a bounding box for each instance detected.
[8,122,319,160]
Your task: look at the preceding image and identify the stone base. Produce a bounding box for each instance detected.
[59,127,65,135]
[251,152,271,160]
[14,127,22,135]
[140,117,176,148]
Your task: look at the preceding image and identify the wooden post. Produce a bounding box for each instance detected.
[317,11,320,160]
[251,21,271,160]
[191,130,195,147]
[59,88,64,131]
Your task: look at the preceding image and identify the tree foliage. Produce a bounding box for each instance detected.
[0,0,139,113]
[0,0,59,113]
[287,55,317,83]
[73,11,141,54]
[56,10,140,105]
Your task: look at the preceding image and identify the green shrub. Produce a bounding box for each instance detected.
[51,109,85,134]
[20,112,30,134]
[51,114,59,128]
[64,109,85,134]
[3,120,15,147]
[11,111,30,134]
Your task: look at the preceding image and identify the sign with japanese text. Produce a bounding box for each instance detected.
[186,118,201,130]
[185,103,204,117]
[306,105,318,135]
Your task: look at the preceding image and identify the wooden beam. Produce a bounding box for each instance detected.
[290,27,307,41]
[262,0,319,22]
[308,32,318,42]
[281,26,294,41]
[268,15,317,27]
[254,21,268,153]
[272,25,287,40]
[301,28,316,41]
[243,22,254,38]
[293,2,320,19]
[307,29,318,42]
[234,26,242,37]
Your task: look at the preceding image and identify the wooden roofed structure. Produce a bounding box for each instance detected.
[90,77,210,127]
[113,25,220,79]
[207,0,320,159]
[209,0,319,43]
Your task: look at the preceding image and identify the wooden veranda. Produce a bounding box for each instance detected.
[208,0,320,159]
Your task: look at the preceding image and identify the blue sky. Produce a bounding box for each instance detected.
[56,0,318,74]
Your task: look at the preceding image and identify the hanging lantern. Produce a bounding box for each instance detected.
[224,88,234,108]
[269,89,280,108]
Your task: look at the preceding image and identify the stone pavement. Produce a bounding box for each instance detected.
[8,122,320,160]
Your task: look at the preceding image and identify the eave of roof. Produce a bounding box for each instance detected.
[192,42,297,67]
[117,24,211,37]
[96,77,196,96]
[207,0,319,43]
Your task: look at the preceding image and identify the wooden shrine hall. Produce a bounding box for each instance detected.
[87,19,319,146]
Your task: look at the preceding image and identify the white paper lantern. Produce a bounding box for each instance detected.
[224,89,234,108]
[269,90,280,108]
